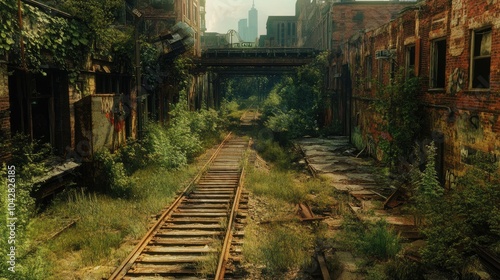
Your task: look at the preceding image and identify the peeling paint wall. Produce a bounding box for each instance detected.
[74,94,127,156]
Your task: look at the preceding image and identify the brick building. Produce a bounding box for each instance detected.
[0,0,203,161]
[292,0,416,130]
[338,0,500,184]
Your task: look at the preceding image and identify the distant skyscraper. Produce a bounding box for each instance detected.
[238,19,248,41]
[237,1,258,42]
[248,1,258,42]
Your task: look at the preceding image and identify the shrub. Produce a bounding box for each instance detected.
[117,139,149,174]
[141,122,187,168]
[265,109,317,139]
[339,215,401,261]
[409,143,500,275]
[93,149,133,198]
[358,220,401,260]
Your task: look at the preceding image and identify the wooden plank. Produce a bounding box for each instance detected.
[155,230,223,237]
[317,254,332,280]
[143,246,216,254]
[151,237,214,246]
[137,255,208,263]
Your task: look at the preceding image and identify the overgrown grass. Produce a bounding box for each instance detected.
[195,239,222,278]
[246,167,306,204]
[243,221,314,277]
[243,137,347,277]
[253,139,300,170]
[338,214,401,261]
[22,164,198,279]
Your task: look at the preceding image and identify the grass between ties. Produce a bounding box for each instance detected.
[21,164,199,279]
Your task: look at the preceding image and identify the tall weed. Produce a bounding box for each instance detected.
[339,215,401,261]
[243,222,314,276]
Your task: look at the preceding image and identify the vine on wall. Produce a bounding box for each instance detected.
[373,68,421,169]
[0,1,91,77]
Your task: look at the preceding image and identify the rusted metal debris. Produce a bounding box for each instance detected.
[384,183,410,209]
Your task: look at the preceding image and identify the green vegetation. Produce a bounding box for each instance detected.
[259,52,338,139]
[0,1,92,75]
[373,68,421,169]
[408,144,500,276]
[243,222,314,276]
[338,215,401,261]
[246,168,306,204]
[0,135,52,278]
[243,136,343,278]
[19,165,197,279]
[0,92,231,278]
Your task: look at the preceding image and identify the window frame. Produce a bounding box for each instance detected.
[365,55,372,89]
[405,44,416,78]
[429,38,447,89]
[470,27,492,89]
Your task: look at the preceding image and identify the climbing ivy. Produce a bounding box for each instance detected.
[1,1,91,76]
[24,5,90,71]
[0,0,17,56]
[373,68,421,169]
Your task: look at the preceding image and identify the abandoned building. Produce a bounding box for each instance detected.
[0,0,205,162]
[336,0,500,185]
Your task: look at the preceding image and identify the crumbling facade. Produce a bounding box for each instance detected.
[0,0,203,161]
[339,0,500,184]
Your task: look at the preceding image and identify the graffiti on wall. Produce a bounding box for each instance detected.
[100,95,125,132]
[448,68,466,95]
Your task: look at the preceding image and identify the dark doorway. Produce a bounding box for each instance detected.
[8,69,71,155]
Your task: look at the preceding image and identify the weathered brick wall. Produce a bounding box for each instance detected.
[347,0,500,184]
[330,2,415,49]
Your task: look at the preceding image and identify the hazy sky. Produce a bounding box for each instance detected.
[205,0,297,36]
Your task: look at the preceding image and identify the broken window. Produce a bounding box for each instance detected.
[365,55,372,89]
[378,59,384,85]
[405,45,415,78]
[471,27,491,89]
[430,39,446,89]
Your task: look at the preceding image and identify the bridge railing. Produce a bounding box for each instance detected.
[202,48,319,58]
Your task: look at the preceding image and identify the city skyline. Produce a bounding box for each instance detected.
[205,0,296,36]
[237,1,258,42]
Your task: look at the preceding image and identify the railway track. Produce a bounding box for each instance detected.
[239,108,259,126]
[109,133,250,279]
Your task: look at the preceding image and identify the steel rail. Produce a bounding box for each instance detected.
[214,140,250,280]
[108,132,233,280]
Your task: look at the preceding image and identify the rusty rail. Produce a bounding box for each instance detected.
[108,133,249,279]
